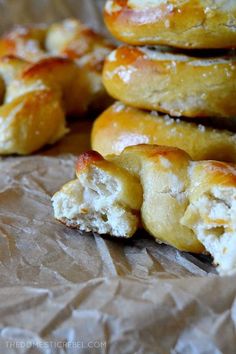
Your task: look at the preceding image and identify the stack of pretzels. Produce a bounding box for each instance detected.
[52,2,236,274]
[92,0,236,162]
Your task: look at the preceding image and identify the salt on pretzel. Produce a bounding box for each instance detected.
[104,0,236,49]
[52,144,236,274]
[0,24,47,61]
[103,46,236,118]
[92,102,236,162]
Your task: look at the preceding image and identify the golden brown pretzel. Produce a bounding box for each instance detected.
[104,0,236,49]
[103,46,236,118]
[92,102,236,162]
[4,56,92,116]
[52,144,236,274]
[0,55,72,155]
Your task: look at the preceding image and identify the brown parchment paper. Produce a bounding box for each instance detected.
[0,1,236,354]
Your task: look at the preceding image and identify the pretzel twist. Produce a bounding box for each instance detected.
[52,144,236,274]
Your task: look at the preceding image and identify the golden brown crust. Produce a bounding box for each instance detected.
[104,0,236,49]
[0,55,87,154]
[92,102,236,162]
[0,89,67,155]
[22,57,71,78]
[103,46,236,118]
[3,54,104,119]
[190,160,236,192]
[76,151,104,175]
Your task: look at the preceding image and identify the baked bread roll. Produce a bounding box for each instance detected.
[104,0,236,49]
[92,102,236,162]
[0,56,70,155]
[52,151,142,237]
[0,19,115,115]
[103,46,236,118]
[52,145,236,273]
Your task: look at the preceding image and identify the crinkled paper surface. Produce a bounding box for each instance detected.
[0,1,236,354]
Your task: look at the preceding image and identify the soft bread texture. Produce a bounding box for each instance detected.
[104,0,236,49]
[181,161,236,274]
[0,19,115,115]
[0,56,71,155]
[92,102,236,162]
[52,151,142,237]
[103,46,236,118]
[53,145,236,273]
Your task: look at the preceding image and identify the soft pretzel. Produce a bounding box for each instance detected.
[104,0,236,49]
[92,102,236,162]
[52,144,236,274]
[52,150,142,237]
[0,55,90,154]
[4,56,92,117]
[103,46,236,118]
[0,19,115,115]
